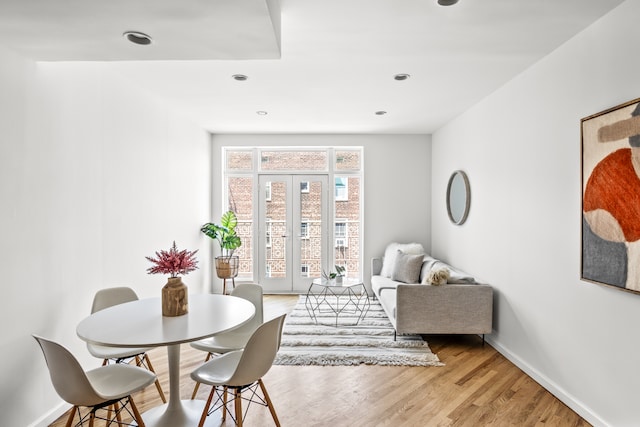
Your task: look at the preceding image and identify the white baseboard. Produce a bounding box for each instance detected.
[485,336,608,427]
[28,401,67,427]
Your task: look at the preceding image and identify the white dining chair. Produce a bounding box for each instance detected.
[190,283,264,399]
[33,335,156,427]
[87,286,166,403]
[190,314,286,427]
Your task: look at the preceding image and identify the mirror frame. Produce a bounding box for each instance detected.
[446,170,470,225]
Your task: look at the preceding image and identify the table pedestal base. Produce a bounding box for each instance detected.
[142,399,222,427]
[140,344,224,426]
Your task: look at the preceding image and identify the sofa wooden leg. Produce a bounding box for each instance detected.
[393,330,397,341]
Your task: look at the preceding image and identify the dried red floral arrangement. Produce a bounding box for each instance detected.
[146,241,199,278]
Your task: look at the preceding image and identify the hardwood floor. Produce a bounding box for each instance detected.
[50,295,589,427]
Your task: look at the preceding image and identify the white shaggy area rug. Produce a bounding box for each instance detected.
[273,295,444,367]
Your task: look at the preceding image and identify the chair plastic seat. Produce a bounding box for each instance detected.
[189,283,265,402]
[189,315,286,427]
[86,364,156,400]
[86,343,151,360]
[190,331,253,354]
[191,350,243,386]
[88,286,167,404]
[190,284,263,356]
[33,334,155,425]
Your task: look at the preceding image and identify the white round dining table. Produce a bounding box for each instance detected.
[76,293,255,427]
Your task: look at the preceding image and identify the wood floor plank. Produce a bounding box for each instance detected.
[48,295,590,427]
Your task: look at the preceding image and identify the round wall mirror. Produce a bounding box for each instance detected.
[446,170,470,225]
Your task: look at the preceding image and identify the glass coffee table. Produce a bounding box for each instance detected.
[305,277,370,326]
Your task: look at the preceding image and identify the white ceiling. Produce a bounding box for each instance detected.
[0,0,625,134]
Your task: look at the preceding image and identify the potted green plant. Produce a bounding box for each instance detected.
[322,265,346,284]
[201,210,242,280]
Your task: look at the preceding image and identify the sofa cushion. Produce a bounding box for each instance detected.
[380,242,425,278]
[371,275,400,296]
[391,251,424,284]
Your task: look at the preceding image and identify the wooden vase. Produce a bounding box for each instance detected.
[162,276,188,316]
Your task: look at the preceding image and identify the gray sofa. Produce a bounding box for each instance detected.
[371,244,493,341]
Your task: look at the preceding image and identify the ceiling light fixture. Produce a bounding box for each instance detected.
[123,31,152,45]
[232,74,248,81]
[437,0,459,6]
[394,73,410,81]
[375,111,387,115]
[256,111,268,115]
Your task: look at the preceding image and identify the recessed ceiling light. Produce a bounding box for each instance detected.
[232,74,248,81]
[256,111,268,115]
[375,111,387,115]
[438,0,459,5]
[394,74,410,81]
[123,31,152,45]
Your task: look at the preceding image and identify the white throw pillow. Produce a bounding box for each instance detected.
[380,242,425,278]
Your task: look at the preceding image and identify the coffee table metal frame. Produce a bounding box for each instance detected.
[305,278,370,326]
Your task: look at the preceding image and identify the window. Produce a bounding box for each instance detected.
[226,150,253,171]
[266,218,272,248]
[335,150,361,171]
[261,150,327,171]
[335,177,348,201]
[223,147,363,283]
[335,221,347,247]
[335,221,347,238]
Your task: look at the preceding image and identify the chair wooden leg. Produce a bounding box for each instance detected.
[198,387,216,427]
[258,379,281,427]
[89,410,95,427]
[64,406,77,427]
[101,358,109,366]
[129,397,145,427]
[190,382,200,400]
[234,388,243,427]
[222,386,228,422]
[191,353,213,399]
[143,353,167,403]
[113,401,123,426]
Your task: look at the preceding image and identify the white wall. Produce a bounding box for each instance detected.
[0,47,211,426]
[431,1,640,425]
[211,134,432,293]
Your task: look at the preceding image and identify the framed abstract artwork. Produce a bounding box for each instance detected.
[581,97,640,294]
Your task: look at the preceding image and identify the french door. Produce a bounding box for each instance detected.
[258,174,329,292]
